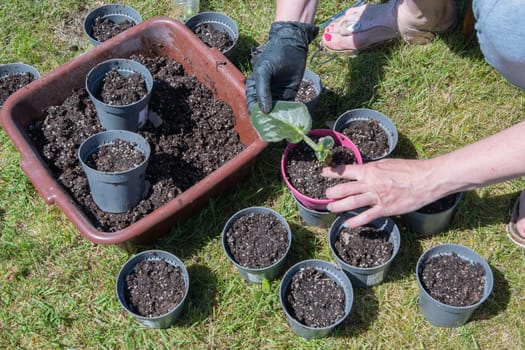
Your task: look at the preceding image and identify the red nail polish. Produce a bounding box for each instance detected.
[325,27,331,33]
[323,33,332,41]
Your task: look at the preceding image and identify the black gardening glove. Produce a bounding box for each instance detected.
[246,21,319,114]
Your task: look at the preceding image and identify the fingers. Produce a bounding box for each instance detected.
[327,192,375,213]
[254,62,274,113]
[342,206,385,229]
[322,164,362,180]
[245,72,257,113]
[325,181,369,199]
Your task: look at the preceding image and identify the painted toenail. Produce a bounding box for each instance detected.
[324,33,332,41]
[325,27,331,33]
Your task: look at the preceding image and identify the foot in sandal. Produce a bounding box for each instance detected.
[507,190,525,248]
[321,0,457,55]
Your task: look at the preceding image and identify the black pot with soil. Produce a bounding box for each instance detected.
[295,69,322,115]
[0,63,40,107]
[402,192,463,237]
[78,130,151,213]
[416,243,494,327]
[329,211,401,287]
[333,108,398,162]
[116,249,189,328]
[279,259,354,338]
[83,4,142,46]
[185,12,239,59]
[222,207,292,283]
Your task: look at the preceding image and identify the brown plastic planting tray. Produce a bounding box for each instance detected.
[0,18,268,248]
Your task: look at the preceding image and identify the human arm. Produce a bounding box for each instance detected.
[322,121,525,227]
[245,0,319,113]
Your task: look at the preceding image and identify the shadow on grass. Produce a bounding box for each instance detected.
[470,263,510,322]
[179,263,218,324]
[337,287,379,338]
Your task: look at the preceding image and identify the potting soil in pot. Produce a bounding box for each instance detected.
[98,68,147,105]
[285,136,357,199]
[91,17,135,43]
[225,212,289,268]
[86,139,145,172]
[420,252,486,307]
[125,259,186,317]
[295,80,317,104]
[286,267,345,327]
[334,226,394,268]
[0,72,37,106]
[341,120,389,160]
[28,54,245,232]
[193,23,233,52]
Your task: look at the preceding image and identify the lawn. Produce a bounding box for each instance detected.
[1,0,524,349]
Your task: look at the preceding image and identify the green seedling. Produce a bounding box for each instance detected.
[250,101,334,162]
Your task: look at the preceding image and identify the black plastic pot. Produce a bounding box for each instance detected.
[416,243,494,327]
[85,58,153,132]
[279,259,354,339]
[222,206,292,283]
[83,4,142,46]
[78,130,151,213]
[116,249,189,328]
[329,212,401,287]
[185,11,239,59]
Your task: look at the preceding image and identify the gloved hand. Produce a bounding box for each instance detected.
[246,21,319,114]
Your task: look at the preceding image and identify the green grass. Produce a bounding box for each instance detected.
[1,0,525,349]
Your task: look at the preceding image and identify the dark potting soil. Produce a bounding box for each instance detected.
[417,193,458,214]
[0,72,37,106]
[193,23,233,53]
[91,17,135,43]
[285,135,357,199]
[125,259,186,317]
[98,69,147,105]
[28,54,245,232]
[86,138,145,172]
[334,226,394,268]
[420,252,486,307]
[295,80,317,104]
[341,120,389,160]
[286,267,346,328]
[225,212,289,269]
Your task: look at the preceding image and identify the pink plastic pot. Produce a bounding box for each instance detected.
[0,18,268,249]
[281,129,363,211]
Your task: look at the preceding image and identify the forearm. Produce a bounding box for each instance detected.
[275,0,318,23]
[427,120,525,197]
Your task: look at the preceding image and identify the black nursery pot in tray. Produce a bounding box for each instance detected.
[0,18,268,249]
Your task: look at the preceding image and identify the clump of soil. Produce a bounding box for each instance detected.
[285,134,357,199]
[91,17,135,43]
[341,120,389,160]
[28,54,245,232]
[193,23,233,52]
[86,139,145,172]
[225,212,289,268]
[420,252,486,307]
[125,259,186,317]
[334,226,394,268]
[0,72,37,106]
[286,267,345,327]
[98,69,147,105]
[418,193,458,214]
[295,80,317,104]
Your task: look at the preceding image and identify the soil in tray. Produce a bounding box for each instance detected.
[87,139,145,172]
[91,17,135,43]
[28,53,245,232]
[420,252,486,307]
[225,212,289,268]
[125,259,185,317]
[285,135,357,199]
[340,120,389,160]
[286,267,345,328]
[417,193,458,214]
[0,72,37,106]
[295,80,317,104]
[193,23,233,52]
[98,69,147,105]
[334,226,394,268]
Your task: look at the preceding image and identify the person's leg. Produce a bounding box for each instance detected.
[321,0,456,53]
[473,0,525,243]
